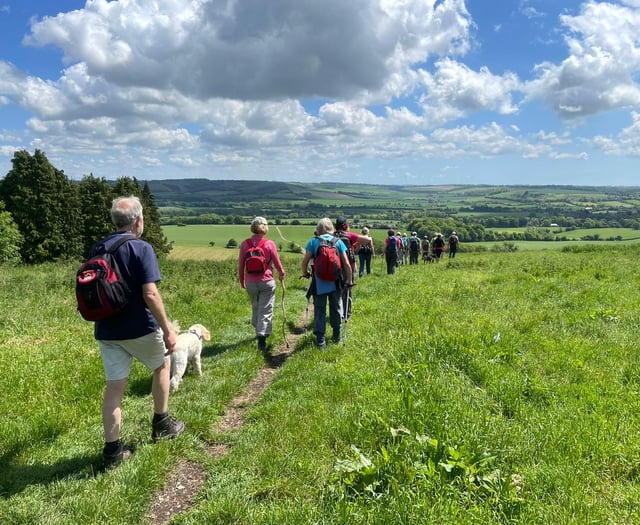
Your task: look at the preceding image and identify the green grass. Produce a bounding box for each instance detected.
[3,247,640,523]
[165,224,640,258]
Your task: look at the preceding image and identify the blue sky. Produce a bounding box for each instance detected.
[1,0,640,186]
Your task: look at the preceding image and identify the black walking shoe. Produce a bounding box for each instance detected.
[257,335,267,352]
[151,415,185,442]
[103,442,133,469]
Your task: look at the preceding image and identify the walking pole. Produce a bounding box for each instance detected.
[342,283,354,345]
[301,274,312,336]
[281,279,289,348]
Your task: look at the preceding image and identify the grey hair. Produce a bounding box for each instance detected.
[316,217,335,235]
[111,196,143,229]
[251,216,268,235]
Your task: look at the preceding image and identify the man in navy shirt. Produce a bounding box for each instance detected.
[96,196,184,468]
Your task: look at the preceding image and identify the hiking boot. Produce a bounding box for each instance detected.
[103,442,133,469]
[151,415,185,442]
[332,334,341,344]
[316,336,326,349]
[257,335,267,352]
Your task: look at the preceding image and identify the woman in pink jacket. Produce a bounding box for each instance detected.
[238,217,286,352]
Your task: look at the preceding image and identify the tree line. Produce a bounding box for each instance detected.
[0,150,171,264]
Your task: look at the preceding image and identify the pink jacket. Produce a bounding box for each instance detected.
[238,234,285,288]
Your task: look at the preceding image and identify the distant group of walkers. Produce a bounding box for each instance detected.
[383,230,460,274]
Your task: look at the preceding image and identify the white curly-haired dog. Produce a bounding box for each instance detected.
[169,322,211,392]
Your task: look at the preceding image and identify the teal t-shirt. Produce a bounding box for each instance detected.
[305,234,347,294]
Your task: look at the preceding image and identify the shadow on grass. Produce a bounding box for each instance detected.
[0,449,104,498]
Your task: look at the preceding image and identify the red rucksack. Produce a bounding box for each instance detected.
[244,238,268,274]
[76,234,135,321]
[314,236,341,281]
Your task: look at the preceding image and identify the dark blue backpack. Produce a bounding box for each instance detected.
[386,236,397,254]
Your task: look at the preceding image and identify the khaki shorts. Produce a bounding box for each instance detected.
[98,329,168,381]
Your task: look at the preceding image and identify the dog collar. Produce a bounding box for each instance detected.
[187,329,203,340]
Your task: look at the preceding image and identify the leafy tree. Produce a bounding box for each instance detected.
[0,150,83,263]
[141,181,172,257]
[77,174,115,257]
[111,177,172,257]
[0,202,23,264]
[111,176,143,200]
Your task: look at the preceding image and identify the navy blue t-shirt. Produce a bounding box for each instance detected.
[94,232,162,341]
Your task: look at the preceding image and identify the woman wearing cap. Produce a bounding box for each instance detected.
[384,229,402,274]
[335,216,372,279]
[238,217,286,352]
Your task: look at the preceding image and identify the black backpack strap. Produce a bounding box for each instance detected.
[90,233,136,257]
[107,234,136,253]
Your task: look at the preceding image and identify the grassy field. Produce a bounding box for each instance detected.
[3,243,640,523]
[165,224,640,260]
[163,224,393,260]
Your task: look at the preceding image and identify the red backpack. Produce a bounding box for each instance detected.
[76,234,135,321]
[244,238,268,274]
[314,237,341,281]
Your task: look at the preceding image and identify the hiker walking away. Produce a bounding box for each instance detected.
[301,218,353,348]
[396,233,407,266]
[356,226,375,277]
[238,216,286,353]
[408,232,420,265]
[432,232,446,261]
[334,216,368,321]
[384,229,401,274]
[335,216,372,281]
[448,231,459,258]
[421,235,431,263]
[95,196,184,469]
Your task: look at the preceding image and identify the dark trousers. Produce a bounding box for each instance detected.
[358,252,372,276]
[385,252,398,274]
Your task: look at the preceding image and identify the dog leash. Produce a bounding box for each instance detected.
[281,279,290,348]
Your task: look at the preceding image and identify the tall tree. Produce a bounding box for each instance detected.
[0,150,83,263]
[111,176,142,200]
[141,181,172,257]
[0,202,23,264]
[77,174,115,257]
[111,177,171,257]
